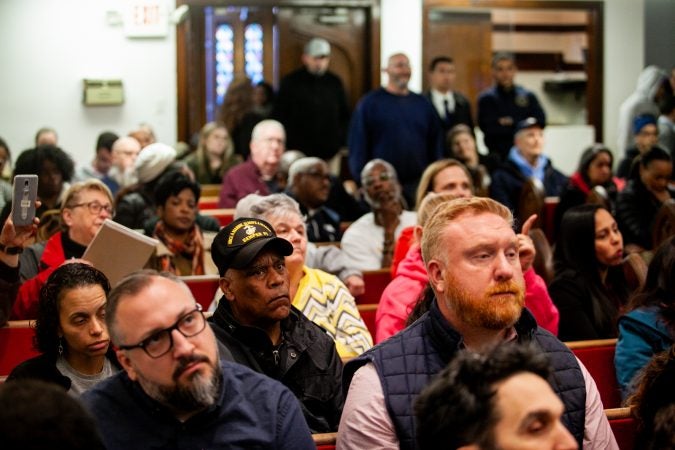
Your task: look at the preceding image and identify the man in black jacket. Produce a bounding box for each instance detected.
[272,38,350,162]
[209,217,344,433]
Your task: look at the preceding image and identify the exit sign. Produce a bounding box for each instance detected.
[124,0,168,38]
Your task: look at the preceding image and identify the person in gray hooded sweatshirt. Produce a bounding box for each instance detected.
[617,66,666,155]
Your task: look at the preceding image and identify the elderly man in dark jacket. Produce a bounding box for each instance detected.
[490,117,567,218]
[208,217,344,433]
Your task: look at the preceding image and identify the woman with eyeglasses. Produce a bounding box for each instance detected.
[8,263,120,395]
[12,179,114,319]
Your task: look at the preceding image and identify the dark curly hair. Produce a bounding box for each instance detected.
[414,343,551,450]
[153,171,201,207]
[34,263,111,356]
[13,144,75,182]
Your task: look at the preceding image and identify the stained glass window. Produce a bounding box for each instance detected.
[215,24,234,105]
[244,23,264,85]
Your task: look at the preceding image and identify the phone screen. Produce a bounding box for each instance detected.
[12,175,38,226]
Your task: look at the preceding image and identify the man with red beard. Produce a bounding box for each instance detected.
[82,271,315,450]
[336,197,618,450]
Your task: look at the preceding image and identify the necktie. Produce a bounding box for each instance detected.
[443,98,453,126]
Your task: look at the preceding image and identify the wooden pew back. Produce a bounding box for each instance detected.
[606,407,636,450]
[200,208,235,227]
[355,269,392,305]
[313,432,337,450]
[357,304,377,338]
[198,196,220,210]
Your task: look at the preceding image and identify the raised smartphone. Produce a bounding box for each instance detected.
[12,174,38,226]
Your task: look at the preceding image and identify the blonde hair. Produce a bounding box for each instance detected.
[195,121,234,177]
[417,192,459,228]
[415,159,473,210]
[62,179,113,213]
[421,197,512,264]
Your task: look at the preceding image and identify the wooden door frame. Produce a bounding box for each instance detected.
[423,0,604,142]
[176,0,381,144]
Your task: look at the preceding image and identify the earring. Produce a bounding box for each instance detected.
[58,337,64,356]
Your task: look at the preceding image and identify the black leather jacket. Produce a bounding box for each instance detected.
[208,299,344,433]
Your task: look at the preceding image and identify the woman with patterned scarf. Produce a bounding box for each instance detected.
[146,172,217,275]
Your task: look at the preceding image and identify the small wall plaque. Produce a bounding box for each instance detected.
[83,79,124,106]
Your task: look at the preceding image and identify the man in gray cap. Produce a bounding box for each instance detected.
[208,217,344,433]
[272,37,350,162]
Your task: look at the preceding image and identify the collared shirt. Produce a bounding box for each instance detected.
[430,88,455,119]
[336,360,618,450]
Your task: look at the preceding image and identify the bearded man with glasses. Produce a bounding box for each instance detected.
[12,179,114,319]
[82,270,315,450]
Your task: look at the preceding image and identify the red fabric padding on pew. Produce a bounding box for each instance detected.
[570,342,622,409]
[183,276,220,311]
[609,417,636,450]
[355,269,392,305]
[0,323,39,376]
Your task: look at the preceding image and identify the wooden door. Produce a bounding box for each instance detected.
[176,1,380,144]
[276,6,372,109]
[423,11,493,124]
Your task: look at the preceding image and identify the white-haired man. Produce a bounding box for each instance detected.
[219,120,286,208]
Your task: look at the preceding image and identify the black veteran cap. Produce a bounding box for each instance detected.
[211,217,293,273]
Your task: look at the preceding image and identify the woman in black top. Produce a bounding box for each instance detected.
[616,146,674,252]
[549,204,631,341]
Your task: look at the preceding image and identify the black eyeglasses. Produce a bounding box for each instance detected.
[118,305,206,358]
[68,201,114,216]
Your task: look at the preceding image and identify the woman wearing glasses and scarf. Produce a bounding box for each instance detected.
[12,179,114,320]
[8,263,120,395]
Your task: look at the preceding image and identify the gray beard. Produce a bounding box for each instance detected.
[141,360,222,413]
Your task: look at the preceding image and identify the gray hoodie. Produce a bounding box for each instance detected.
[617,65,665,154]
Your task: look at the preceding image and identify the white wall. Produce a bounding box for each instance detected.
[379,0,645,173]
[0,0,177,167]
[604,0,645,152]
[380,0,423,90]
[0,0,644,174]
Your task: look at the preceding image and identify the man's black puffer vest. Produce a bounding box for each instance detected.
[343,300,586,450]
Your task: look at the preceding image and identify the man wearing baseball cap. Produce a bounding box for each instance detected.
[616,114,660,179]
[490,117,568,216]
[208,217,344,433]
[272,37,350,162]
